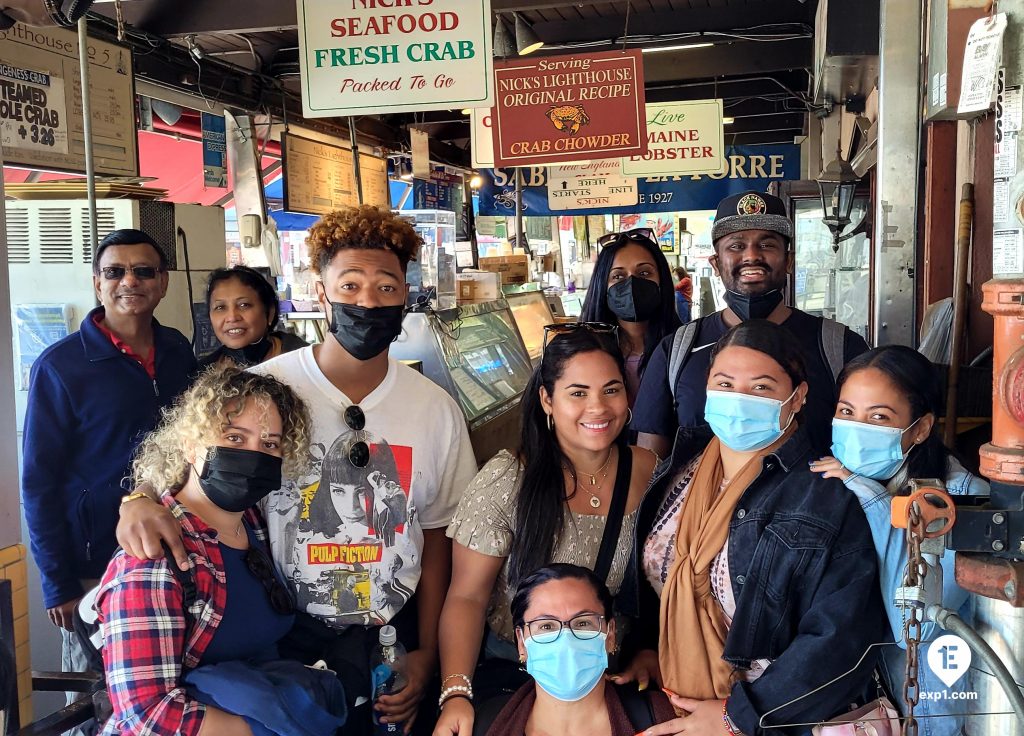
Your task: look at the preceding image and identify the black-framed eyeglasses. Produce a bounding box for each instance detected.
[541,322,618,352]
[344,404,370,468]
[244,545,295,614]
[521,613,606,644]
[100,265,161,281]
[596,227,656,249]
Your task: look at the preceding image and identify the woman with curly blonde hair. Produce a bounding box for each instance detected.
[95,366,345,736]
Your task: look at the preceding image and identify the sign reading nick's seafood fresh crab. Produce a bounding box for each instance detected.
[490,49,648,167]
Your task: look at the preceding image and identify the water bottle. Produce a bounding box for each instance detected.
[370,625,407,735]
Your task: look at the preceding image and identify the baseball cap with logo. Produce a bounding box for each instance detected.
[710,190,793,243]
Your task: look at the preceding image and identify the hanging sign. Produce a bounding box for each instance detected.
[470,108,493,168]
[478,144,799,216]
[491,49,647,167]
[411,127,431,179]
[621,100,726,177]
[958,13,1006,114]
[281,133,357,216]
[413,166,461,210]
[296,0,494,118]
[359,152,390,208]
[201,112,227,188]
[547,161,638,211]
[0,23,137,175]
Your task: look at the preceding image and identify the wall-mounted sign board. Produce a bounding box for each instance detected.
[0,23,137,175]
[282,133,358,216]
[359,152,390,208]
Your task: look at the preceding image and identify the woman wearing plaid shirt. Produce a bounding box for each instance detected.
[95,367,315,736]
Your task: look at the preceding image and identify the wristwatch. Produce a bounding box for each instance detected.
[120,491,152,505]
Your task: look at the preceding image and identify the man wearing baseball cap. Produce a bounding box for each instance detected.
[631,190,869,458]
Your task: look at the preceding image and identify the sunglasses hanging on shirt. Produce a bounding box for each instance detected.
[344,404,370,468]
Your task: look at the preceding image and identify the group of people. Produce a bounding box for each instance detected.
[18,191,985,736]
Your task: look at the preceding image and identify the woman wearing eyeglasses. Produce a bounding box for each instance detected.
[618,320,885,736]
[200,267,308,370]
[581,229,680,407]
[434,325,658,736]
[95,366,344,736]
[472,564,675,736]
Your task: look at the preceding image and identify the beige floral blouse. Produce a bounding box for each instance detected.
[446,449,638,644]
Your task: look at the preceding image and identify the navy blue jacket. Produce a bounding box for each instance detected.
[623,426,886,736]
[21,307,196,608]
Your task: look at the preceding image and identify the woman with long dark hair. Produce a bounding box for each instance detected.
[619,320,884,735]
[810,345,988,735]
[433,325,658,736]
[580,230,680,406]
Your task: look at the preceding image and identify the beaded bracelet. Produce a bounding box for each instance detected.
[441,673,472,688]
[438,684,473,708]
[439,692,473,709]
[722,700,741,736]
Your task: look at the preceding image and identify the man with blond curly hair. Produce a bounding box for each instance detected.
[118,206,476,735]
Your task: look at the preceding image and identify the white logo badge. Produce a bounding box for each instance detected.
[927,634,972,688]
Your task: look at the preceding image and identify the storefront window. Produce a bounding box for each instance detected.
[793,196,870,340]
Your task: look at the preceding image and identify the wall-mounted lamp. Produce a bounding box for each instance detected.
[470,174,483,189]
[493,15,516,58]
[514,14,544,55]
[816,142,867,252]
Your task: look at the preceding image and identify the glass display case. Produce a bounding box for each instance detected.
[402,209,457,310]
[505,290,554,366]
[390,299,533,463]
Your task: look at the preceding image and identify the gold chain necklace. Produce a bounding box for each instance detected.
[564,448,615,509]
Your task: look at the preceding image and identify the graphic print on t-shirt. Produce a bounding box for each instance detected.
[266,428,417,627]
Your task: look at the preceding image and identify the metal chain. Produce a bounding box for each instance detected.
[114,0,126,42]
[902,502,927,736]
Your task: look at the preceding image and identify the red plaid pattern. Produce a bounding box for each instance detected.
[96,494,267,735]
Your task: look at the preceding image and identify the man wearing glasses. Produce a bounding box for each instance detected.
[118,207,477,735]
[21,228,195,716]
[631,191,869,458]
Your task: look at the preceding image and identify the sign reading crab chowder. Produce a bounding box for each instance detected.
[296,0,494,118]
[491,49,647,167]
[621,100,726,176]
[547,161,638,211]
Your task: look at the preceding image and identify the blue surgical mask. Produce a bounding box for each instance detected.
[831,417,920,480]
[524,632,608,702]
[704,388,798,452]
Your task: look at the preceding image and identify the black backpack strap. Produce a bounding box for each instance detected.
[616,684,657,732]
[593,446,633,584]
[161,541,197,613]
[819,317,846,382]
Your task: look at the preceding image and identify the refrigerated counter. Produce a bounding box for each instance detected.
[505,290,554,367]
[391,299,533,464]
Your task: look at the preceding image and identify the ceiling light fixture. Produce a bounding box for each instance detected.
[722,116,735,124]
[514,14,544,55]
[641,42,713,54]
[493,15,516,58]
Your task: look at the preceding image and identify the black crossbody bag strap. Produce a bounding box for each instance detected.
[593,445,633,583]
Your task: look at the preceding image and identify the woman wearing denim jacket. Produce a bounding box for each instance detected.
[810,345,988,736]
[614,320,885,736]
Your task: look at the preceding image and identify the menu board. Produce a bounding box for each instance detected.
[282,133,358,215]
[359,152,390,208]
[0,23,137,175]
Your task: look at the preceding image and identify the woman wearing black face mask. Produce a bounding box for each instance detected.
[581,229,680,407]
[95,367,346,736]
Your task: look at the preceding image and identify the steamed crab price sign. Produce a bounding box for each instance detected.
[296,0,494,118]
[490,49,647,167]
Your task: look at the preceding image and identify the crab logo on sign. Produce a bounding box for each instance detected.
[736,193,767,215]
[546,105,591,136]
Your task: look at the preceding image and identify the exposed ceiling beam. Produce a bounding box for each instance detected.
[642,39,812,84]
[644,71,811,104]
[91,0,298,36]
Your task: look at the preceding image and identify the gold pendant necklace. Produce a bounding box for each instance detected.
[565,449,614,509]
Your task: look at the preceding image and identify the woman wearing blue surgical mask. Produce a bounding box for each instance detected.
[615,320,885,736]
[580,230,680,407]
[810,345,988,736]
[473,564,675,736]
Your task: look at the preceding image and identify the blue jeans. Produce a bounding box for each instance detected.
[675,293,691,323]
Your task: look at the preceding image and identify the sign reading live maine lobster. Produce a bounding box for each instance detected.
[491,49,647,167]
[296,0,494,118]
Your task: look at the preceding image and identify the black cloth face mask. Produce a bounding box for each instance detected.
[606,276,662,323]
[326,297,405,361]
[222,336,272,368]
[724,288,784,321]
[197,446,283,513]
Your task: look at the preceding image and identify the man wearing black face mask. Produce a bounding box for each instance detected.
[631,191,869,458]
[117,207,477,735]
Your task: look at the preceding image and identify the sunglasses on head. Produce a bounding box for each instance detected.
[244,545,295,614]
[100,266,160,281]
[541,322,618,352]
[344,404,370,468]
[596,227,656,248]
